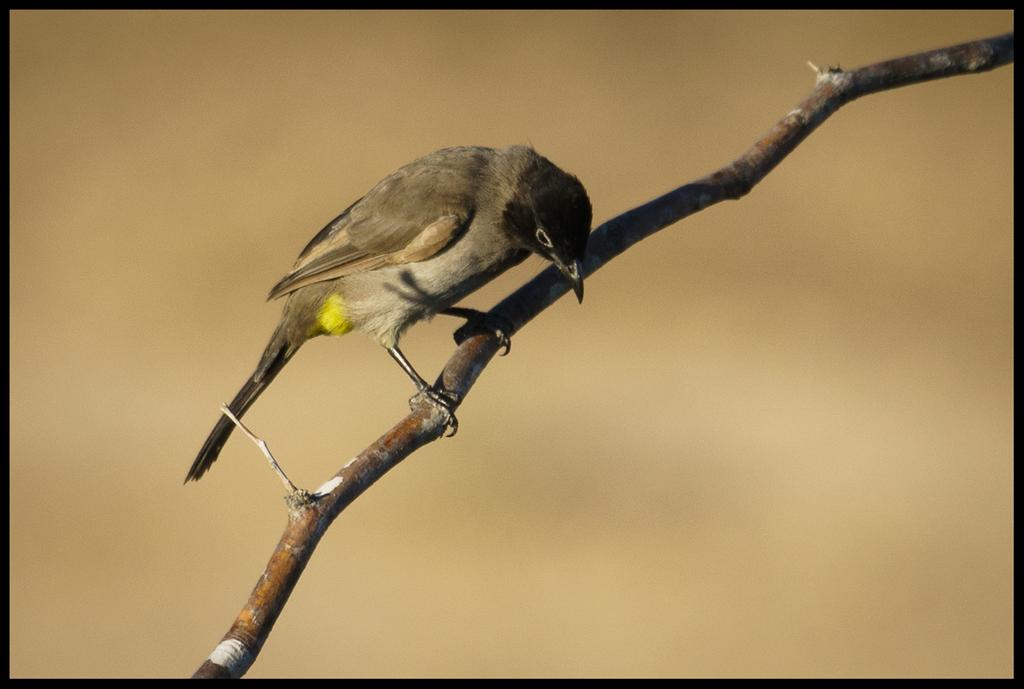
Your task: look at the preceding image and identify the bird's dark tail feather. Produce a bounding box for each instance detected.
[185,337,297,483]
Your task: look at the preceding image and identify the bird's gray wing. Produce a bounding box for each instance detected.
[267,149,491,300]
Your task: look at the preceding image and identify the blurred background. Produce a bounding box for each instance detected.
[10,10,1012,678]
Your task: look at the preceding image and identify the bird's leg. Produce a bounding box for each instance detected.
[387,346,459,437]
[440,307,514,355]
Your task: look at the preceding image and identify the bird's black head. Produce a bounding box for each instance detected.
[504,156,592,302]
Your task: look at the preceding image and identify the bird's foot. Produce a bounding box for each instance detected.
[409,385,460,437]
[442,308,514,356]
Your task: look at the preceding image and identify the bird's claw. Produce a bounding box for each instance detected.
[410,386,460,437]
[451,311,514,356]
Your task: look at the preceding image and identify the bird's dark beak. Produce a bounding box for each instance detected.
[555,258,585,303]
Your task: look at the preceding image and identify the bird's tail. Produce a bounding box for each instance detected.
[185,326,300,483]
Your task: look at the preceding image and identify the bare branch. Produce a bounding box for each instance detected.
[219,404,305,496]
[191,32,1013,678]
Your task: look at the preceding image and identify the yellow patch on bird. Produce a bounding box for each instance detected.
[315,293,353,336]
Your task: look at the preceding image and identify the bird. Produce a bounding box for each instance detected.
[185,145,592,483]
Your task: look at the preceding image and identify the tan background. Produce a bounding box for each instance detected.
[10,10,1012,678]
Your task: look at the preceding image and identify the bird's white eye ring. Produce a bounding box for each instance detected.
[535,226,553,248]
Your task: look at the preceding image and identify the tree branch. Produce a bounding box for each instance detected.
[191,32,1013,678]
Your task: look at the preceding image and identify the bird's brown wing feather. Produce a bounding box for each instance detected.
[267,149,494,300]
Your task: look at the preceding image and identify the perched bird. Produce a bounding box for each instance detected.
[186,145,592,482]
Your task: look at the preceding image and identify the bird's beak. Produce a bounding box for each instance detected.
[555,258,585,303]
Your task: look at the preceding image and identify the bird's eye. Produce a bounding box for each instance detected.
[535,227,553,248]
